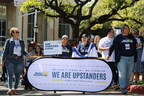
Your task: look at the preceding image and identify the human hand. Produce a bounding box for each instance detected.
[105,55,110,60]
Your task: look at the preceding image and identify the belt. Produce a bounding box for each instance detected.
[7,55,23,59]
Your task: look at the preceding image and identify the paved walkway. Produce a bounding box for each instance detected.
[0,81,144,96]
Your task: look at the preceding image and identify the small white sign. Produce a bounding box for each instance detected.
[44,41,62,55]
[14,0,26,6]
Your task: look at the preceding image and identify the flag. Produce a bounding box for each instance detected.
[141,48,144,63]
[72,47,85,57]
[87,43,98,57]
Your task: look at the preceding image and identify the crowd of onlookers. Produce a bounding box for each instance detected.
[0,25,144,95]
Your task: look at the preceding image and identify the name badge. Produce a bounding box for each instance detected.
[125,44,130,50]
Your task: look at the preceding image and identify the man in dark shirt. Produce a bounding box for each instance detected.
[106,25,137,94]
[77,34,89,55]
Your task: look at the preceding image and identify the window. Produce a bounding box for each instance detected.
[27,14,34,43]
[0,6,7,47]
[59,19,70,38]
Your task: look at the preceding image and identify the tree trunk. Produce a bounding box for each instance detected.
[71,24,80,39]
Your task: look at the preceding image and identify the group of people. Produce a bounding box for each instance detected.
[1,25,144,95]
[59,24,144,94]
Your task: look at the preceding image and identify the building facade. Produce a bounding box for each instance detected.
[0,0,72,50]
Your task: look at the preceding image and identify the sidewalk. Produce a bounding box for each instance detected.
[0,81,143,96]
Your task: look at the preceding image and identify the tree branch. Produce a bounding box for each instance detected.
[81,0,98,20]
[120,0,139,10]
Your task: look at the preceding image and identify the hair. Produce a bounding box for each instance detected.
[9,27,19,36]
[132,29,139,35]
[35,45,43,56]
[106,28,113,35]
[27,43,34,52]
[121,24,129,33]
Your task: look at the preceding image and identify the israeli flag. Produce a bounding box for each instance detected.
[141,48,144,63]
[72,43,98,58]
[87,43,98,57]
[72,47,85,57]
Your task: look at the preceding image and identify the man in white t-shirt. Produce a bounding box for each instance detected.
[99,29,118,87]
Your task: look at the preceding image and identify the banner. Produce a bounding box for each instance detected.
[27,58,112,92]
[43,41,62,55]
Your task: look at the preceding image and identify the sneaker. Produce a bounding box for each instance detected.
[13,90,19,95]
[121,88,128,94]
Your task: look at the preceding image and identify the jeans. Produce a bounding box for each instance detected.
[117,56,134,89]
[5,58,24,89]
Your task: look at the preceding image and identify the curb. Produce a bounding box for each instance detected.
[127,85,144,94]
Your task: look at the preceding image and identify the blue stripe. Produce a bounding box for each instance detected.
[73,48,85,57]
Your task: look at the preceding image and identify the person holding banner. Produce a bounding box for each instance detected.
[77,34,90,55]
[2,27,28,95]
[131,29,144,83]
[59,35,72,57]
[106,25,137,94]
[99,29,118,88]
[23,43,35,90]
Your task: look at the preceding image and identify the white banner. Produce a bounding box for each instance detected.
[43,41,62,55]
[27,58,112,92]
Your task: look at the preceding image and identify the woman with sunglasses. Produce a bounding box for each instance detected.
[2,27,28,95]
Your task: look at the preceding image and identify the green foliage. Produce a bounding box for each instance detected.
[20,0,144,37]
[111,0,144,33]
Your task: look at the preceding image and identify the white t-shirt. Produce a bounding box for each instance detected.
[135,37,142,49]
[13,40,22,56]
[99,37,115,62]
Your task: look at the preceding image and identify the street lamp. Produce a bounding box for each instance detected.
[34,26,38,43]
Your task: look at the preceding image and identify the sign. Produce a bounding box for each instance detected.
[43,41,62,55]
[14,0,26,6]
[27,58,112,92]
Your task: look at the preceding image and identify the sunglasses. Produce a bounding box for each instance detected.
[12,31,20,34]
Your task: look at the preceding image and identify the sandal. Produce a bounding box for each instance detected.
[7,90,13,95]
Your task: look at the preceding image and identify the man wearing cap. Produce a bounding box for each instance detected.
[77,34,90,55]
[59,35,72,57]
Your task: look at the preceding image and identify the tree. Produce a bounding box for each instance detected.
[111,0,144,33]
[21,0,140,38]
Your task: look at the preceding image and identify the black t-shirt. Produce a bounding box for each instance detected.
[59,45,72,57]
[119,35,137,56]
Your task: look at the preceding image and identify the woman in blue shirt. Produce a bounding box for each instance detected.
[2,27,28,95]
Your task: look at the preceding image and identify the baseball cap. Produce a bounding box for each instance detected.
[82,34,88,38]
[62,35,68,39]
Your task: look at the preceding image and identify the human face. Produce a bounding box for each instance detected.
[132,32,138,37]
[123,26,130,35]
[62,37,68,45]
[12,31,20,39]
[81,37,88,44]
[28,46,34,52]
[94,35,100,44]
[36,46,41,52]
[109,30,115,38]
